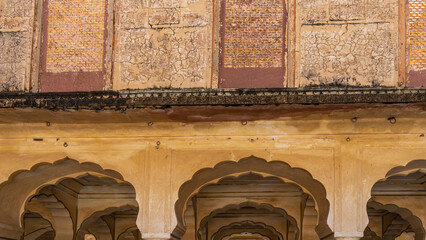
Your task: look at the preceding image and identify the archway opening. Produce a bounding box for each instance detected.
[178,169,329,239]
[172,156,333,239]
[211,221,283,240]
[0,158,141,240]
[174,157,331,240]
[362,161,425,240]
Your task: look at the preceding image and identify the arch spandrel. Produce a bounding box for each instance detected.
[173,156,333,239]
[360,151,426,205]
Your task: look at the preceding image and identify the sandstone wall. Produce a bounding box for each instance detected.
[0,0,33,91]
[114,0,212,89]
[0,0,422,91]
[297,0,399,87]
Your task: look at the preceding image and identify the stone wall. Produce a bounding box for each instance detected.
[297,0,398,87]
[0,0,33,91]
[0,0,421,91]
[114,0,212,89]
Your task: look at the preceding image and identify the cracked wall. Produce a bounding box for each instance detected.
[114,0,211,89]
[297,0,399,87]
[0,0,33,91]
[0,0,420,91]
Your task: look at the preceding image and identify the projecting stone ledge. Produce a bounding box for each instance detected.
[0,88,425,110]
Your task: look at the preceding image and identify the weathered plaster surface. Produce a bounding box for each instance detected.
[297,0,329,24]
[297,0,399,87]
[300,23,396,87]
[0,0,33,91]
[0,0,419,90]
[114,0,211,89]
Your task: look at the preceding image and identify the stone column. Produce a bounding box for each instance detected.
[334,140,365,239]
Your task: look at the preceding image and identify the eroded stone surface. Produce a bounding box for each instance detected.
[297,0,329,24]
[0,0,413,91]
[330,0,365,21]
[149,8,180,25]
[118,28,208,88]
[366,0,398,21]
[0,0,32,91]
[116,0,211,89]
[300,23,396,87]
[0,33,27,91]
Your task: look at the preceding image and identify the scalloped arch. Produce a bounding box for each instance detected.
[118,226,140,240]
[361,227,380,240]
[368,201,425,240]
[385,160,426,177]
[0,157,127,238]
[173,156,332,239]
[223,232,270,240]
[77,205,139,239]
[198,201,298,240]
[211,220,284,240]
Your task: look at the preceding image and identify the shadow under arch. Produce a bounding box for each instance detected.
[0,157,131,239]
[22,211,56,240]
[362,159,426,240]
[211,220,284,240]
[173,156,332,239]
[117,226,141,240]
[368,201,425,240]
[24,193,73,240]
[361,227,380,240]
[77,204,139,239]
[223,232,270,240]
[385,159,426,177]
[198,201,297,240]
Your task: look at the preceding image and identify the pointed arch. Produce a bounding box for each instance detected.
[174,156,332,239]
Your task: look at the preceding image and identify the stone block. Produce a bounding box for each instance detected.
[119,9,149,29]
[0,32,27,91]
[117,0,144,13]
[366,0,397,21]
[150,0,180,9]
[297,0,329,24]
[181,12,208,27]
[0,17,28,32]
[330,0,365,21]
[149,8,180,26]
[299,23,396,87]
[117,28,208,89]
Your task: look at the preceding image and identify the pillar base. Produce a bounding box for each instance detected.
[334,232,363,240]
[142,233,171,240]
